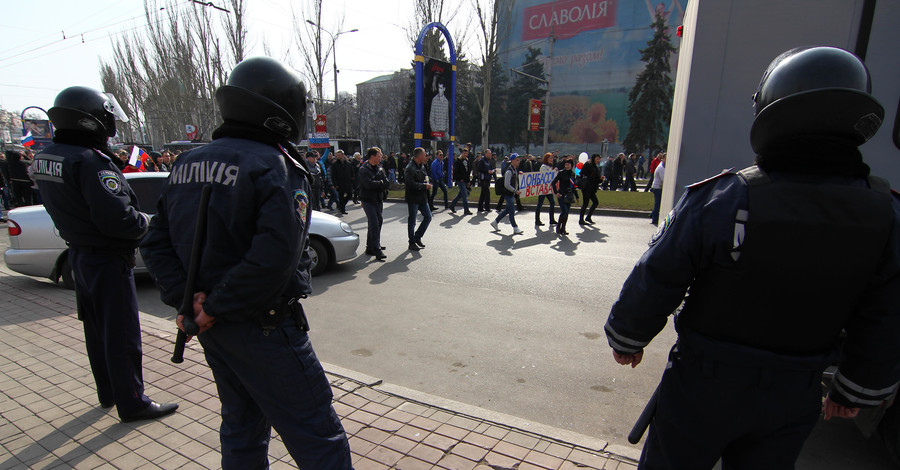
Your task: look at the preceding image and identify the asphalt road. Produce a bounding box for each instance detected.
[2,199,896,468]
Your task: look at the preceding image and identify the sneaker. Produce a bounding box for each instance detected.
[513,227,524,235]
[408,243,421,251]
[414,239,425,248]
[490,220,499,231]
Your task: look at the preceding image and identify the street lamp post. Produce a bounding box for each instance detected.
[306,20,358,106]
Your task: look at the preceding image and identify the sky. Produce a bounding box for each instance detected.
[0,0,456,115]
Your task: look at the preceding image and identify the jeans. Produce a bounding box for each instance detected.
[536,193,555,222]
[407,202,432,243]
[495,194,518,228]
[650,188,662,225]
[430,179,448,208]
[450,181,470,211]
[361,200,383,251]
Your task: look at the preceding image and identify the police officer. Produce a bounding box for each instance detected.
[604,46,900,469]
[140,57,353,469]
[31,86,178,422]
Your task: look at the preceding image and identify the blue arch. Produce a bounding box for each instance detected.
[414,22,457,185]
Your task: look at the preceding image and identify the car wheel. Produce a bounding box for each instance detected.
[308,238,330,276]
[60,257,75,290]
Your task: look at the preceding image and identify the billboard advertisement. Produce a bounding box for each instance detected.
[422,58,452,141]
[499,0,685,149]
[21,119,54,151]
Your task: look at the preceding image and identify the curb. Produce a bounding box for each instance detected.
[138,310,642,464]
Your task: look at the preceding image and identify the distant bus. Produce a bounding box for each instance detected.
[297,138,363,157]
[163,140,209,152]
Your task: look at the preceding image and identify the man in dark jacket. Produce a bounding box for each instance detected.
[141,57,352,469]
[449,148,472,215]
[359,147,390,260]
[32,86,177,423]
[476,149,495,212]
[405,147,433,251]
[606,46,900,469]
[330,150,354,214]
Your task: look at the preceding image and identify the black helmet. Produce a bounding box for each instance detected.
[750,46,884,154]
[216,57,309,143]
[48,86,129,138]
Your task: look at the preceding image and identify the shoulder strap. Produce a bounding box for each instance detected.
[867,175,891,196]
[736,165,769,187]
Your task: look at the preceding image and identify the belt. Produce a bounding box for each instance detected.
[259,296,310,334]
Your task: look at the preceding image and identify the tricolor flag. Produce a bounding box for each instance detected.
[129,145,150,171]
[20,132,34,147]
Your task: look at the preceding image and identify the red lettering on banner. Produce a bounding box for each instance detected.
[523,0,617,41]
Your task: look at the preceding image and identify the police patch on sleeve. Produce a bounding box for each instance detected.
[649,210,675,246]
[293,189,309,225]
[98,170,123,195]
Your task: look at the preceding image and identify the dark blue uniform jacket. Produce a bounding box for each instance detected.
[140,137,312,322]
[606,167,900,409]
[32,143,149,250]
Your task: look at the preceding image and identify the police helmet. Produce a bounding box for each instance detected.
[47,86,129,138]
[750,46,883,154]
[216,57,309,143]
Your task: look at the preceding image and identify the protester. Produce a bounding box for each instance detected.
[449,148,472,215]
[306,151,323,210]
[476,149,495,212]
[490,153,524,235]
[405,147,433,251]
[7,150,33,207]
[552,158,579,235]
[330,150,354,214]
[579,154,603,225]
[429,149,448,210]
[535,153,557,226]
[358,147,390,260]
[649,153,666,226]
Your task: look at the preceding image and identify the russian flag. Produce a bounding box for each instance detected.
[20,132,34,147]
[129,145,150,170]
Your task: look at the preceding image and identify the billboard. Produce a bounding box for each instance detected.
[422,58,452,141]
[21,118,54,151]
[499,0,685,149]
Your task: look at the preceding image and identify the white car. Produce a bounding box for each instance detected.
[4,172,358,288]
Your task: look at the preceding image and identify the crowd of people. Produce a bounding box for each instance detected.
[296,142,665,252]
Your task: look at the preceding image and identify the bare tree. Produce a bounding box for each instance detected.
[292,0,346,110]
[222,0,248,65]
[471,0,512,150]
[100,0,243,148]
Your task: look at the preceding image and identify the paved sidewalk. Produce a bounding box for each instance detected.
[0,267,639,469]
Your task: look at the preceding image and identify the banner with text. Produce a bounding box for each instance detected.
[519,170,558,197]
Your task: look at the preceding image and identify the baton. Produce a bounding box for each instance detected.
[628,384,660,444]
[171,184,212,364]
